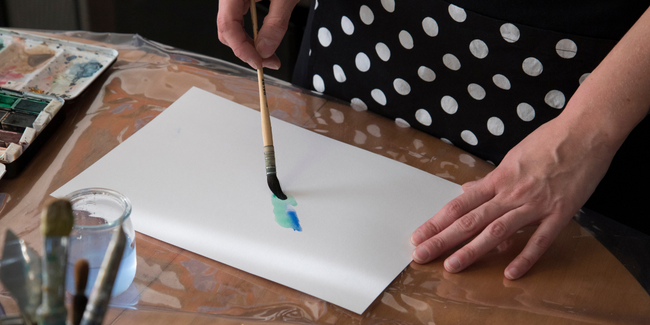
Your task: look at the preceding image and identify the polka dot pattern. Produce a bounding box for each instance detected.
[355,52,371,72]
[443,54,461,70]
[303,0,616,164]
[469,39,488,59]
[359,5,374,25]
[418,66,436,82]
[399,30,414,49]
[318,27,332,47]
[415,109,432,126]
[341,16,354,35]
[422,17,439,37]
[375,42,391,61]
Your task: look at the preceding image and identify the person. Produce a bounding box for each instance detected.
[217,0,650,280]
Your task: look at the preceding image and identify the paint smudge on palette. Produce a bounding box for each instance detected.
[271,194,301,231]
[0,28,117,99]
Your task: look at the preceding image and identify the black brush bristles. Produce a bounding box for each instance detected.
[267,173,287,200]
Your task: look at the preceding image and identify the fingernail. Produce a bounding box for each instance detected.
[505,267,519,280]
[256,39,276,59]
[413,246,430,263]
[411,230,425,245]
[445,256,461,272]
[264,62,279,70]
[247,60,258,70]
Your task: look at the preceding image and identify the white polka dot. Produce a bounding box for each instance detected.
[500,23,520,43]
[443,53,461,71]
[517,102,535,121]
[354,130,367,144]
[318,27,332,47]
[371,89,387,106]
[355,52,371,72]
[309,49,311,56]
[333,64,346,83]
[329,108,344,123]
[360,5,374,25]
[448,4,467,22]
[315,0,319,10]
[556,39,577,59]
[399,30,414,49]
[441,95,458,114]
[492,74,510,90]
[350,98,367,111]
[469,39,488,59]
[579,73,590,84]
[522,57,543,76]
[418,66,435,82]
[468,83,485,100]
[312,74,325,92]
[395,118,410,128]
[487,117,504,136]
[440,138,453,145]
[415,109,432,126]
[422,17,439,37]
[461,130,478,146]
[375,42,391,61]
[367,124,381,137]
[545,90,565,109]
[381,0,395,12]
[393,78,411,95]
[341,16,354,35]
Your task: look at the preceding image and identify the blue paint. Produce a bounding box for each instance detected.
[69,60,103,86]
[271,195,301,231]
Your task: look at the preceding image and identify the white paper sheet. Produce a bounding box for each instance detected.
[52,87,462,314]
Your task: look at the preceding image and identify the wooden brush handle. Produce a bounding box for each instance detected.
[250,0,274,146]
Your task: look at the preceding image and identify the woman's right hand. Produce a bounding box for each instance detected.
[217,0,300,70]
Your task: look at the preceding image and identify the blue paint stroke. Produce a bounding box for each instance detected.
[69,60,103,86]
[271,194,301,231]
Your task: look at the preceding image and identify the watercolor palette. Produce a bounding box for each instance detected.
[0,28,118,100]
[0,88,64,179]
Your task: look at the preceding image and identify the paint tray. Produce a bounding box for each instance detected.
[0,88,65,179]
[0,28,118,100]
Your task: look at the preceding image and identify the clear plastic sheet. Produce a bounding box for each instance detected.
[0,31,648,324]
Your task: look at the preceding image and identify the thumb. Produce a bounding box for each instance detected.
[256,0,299,58]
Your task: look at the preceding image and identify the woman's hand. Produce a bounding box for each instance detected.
[410,115,613,280]
[217,0,300,69]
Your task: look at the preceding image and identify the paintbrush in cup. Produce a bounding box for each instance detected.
[73,259,89,325]
[250,0,287,200]
[35,199,74,325]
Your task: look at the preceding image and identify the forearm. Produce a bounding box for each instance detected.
[558,6,650,156]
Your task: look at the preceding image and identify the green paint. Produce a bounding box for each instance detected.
[271,194,301,231]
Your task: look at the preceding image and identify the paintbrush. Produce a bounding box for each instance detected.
[80,223,126,325]
[35,199,74,325]
[0,230,41,325]
[249,0,288,200]
[73,259,89,325]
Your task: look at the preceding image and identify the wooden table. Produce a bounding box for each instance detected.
[1,31,649,325]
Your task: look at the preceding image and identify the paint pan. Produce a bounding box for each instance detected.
[0,88,65,179]
[0,28,118,100]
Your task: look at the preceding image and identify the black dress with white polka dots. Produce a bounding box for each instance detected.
[292,0,650,234]
[294,0,619,164]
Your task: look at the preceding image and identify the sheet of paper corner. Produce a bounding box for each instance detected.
[51,87,462,314]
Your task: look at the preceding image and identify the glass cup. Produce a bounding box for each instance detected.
[65,188,137,297]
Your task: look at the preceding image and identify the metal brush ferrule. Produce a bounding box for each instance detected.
[263,145,277,175]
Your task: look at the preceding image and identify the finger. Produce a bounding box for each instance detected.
[504,216,569,280]
[462,180,477,191]
[412,199,510,264]
[262,54,281,70]
[443,205,535,272]
[411,182,494,246]
[217,0,262,69]
[256,0,299,58]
